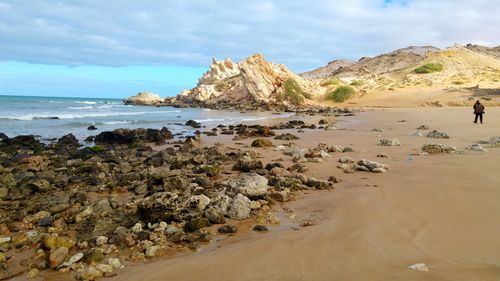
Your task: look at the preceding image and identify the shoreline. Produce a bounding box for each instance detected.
[1,107,499,280]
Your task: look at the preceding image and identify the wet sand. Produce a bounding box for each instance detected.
[113,107,500,281]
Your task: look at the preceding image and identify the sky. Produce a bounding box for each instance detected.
[0,0,499,98]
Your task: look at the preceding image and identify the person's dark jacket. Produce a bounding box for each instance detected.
[473,103,485,114]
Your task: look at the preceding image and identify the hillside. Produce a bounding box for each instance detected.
[125,44,500,108]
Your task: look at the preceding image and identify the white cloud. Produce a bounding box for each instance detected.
[0,0,498,71]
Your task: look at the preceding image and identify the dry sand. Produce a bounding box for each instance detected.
[113,107,500,281]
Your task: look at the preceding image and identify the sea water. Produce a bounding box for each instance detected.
[0,95,291,141]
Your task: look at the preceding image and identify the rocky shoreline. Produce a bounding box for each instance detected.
[0,108,361,280]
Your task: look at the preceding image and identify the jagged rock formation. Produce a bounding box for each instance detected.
[124,92,165,106]
[176,54,322,107]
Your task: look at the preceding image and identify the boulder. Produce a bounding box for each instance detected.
[422,144,461,154]
[226,173,269,197]
[218,225,238,233]
[48,247,69,268]
[379,138,401,146]
[124,92,164,106]
[426,130,449,139]
[274,133,299,140]
[227,194,252,220]
[251,138,273,147]
[94,127,172,145]
[355,159,389,173]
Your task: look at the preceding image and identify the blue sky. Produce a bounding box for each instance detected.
[0,0,499,98]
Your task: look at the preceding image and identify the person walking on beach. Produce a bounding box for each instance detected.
[473,100,485,124]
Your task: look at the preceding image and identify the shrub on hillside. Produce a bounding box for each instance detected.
[320,79,341,86]
[283,78,311,105]
[326,86,355,102]
[414,63,444,74]
[350,80,364,86]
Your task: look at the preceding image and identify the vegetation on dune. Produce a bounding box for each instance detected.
[320,78,341,86]
[326,86,356,102]
[414,63,444,74]
[350,80,364,86]
[278,78,311,105]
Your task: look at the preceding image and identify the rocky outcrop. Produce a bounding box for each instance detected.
[124,92,165,106]
[175,54,322,107]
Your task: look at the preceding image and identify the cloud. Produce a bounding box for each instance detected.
[0,0,499,71]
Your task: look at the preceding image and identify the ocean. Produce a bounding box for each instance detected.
[0,95,291,141]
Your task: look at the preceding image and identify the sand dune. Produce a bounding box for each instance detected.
[112,107,500,281]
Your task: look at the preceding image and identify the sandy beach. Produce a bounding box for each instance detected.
[110,107,500,281]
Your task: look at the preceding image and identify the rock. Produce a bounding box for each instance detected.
[27,212,49,225]
[94,127,172,145]
[410,131,423,137]
[269,167,291,177]
[233,155,263,172]
[145,245,163,258]
[227,194,252,220]
[270,190,290,202]
[124,92,164,106]
[0,132,8,140]
[324,124,337,130]
[226,173,269,197]
[253,225,268,232]
[185,120,201,128]
[408,263,429,272]
[26,268,40,278]
[218,225,238,234]
[131,223,143,234]
[193,165,220,177]
[355,159,389,173]
[37,216,53,227]
[251,138,273,147]
[184,218,210,232]
[371,128,384,132]
[417,125,430,130]
[0,187,8,200]
[55,133,80,152]
[59,252,84,268]
[465,143,486,151]
[274,133,299,140]
[306,178,334,190]
[87,125,97,130]
[422,144,461,154]
[96,236,108,246]
[84,248,105,264]
[43,235,75,250]
[93,199,113,214]
[75,207,93,223]
[338,156,354,163]
[108,257,122,269]
[426,130,449,139]
[379,138,401,146]
[376,153,389,158]
[95,263,114,274]
[0,236,11,245]
[191,195,211,210]
[48,247,69,268]
[204,207,226,224]
[79,266,103,281]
